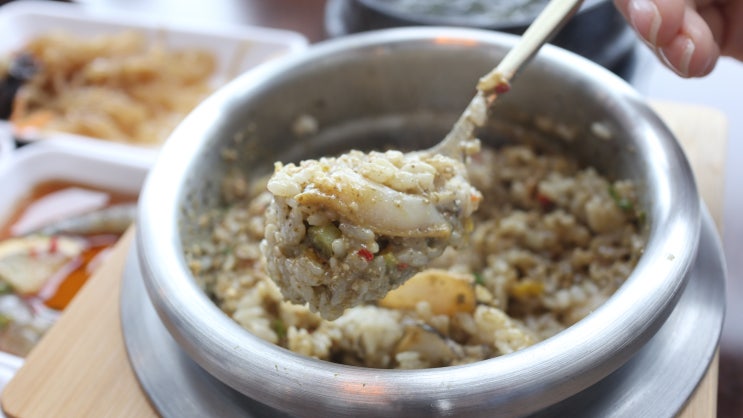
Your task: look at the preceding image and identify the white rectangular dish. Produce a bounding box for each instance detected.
[0,0,308,151]
[0,138,151,394]
[0,138,150,226]
[0,139,153,224]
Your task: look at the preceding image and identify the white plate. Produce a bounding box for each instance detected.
[0,138,151,396]
[0,0,308,151]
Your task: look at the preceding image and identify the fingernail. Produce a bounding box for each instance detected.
[678,37,695,76]
[628,0,662,45]
[657,48,681,76]
[658,37,695,77]
[701,47,719,75]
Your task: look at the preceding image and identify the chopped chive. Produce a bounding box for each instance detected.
[0,281,12,295]
[608,185,634,212]
[272,319,287,340]
[308,224,342,258]
[474,272,485,286]
[0,313,11,329]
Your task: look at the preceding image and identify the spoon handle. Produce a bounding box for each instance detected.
[431,0,585,159]
[478,0,586,91]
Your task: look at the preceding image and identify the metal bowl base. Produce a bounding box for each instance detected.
[121,207,725,418]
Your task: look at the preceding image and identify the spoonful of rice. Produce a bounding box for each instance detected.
[261,0,585,320]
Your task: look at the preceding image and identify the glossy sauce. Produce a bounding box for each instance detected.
[38,235,119,310]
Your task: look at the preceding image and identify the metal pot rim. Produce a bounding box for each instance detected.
[136,27,700,416]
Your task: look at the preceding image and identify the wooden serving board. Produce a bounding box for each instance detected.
[0,101,728,418]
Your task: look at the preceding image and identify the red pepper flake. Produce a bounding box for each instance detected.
[494,82,511,95]
[536,192,554,210]
[49,236,59,254]
[357,248,374,262]
[396,263,409,271]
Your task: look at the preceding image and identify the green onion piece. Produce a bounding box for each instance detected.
[0,313,11,329]
[272,319,287,340]
[307,224,342,258]
[474,272,485,286]
[636,210,647,227]
[382,252,397,269]
[0,281,12,295]
[608,185,634,212]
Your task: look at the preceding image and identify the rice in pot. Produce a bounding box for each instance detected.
[261,149,482,320]
[184,144,645,369]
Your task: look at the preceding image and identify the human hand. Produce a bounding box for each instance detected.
[614,0,743,77]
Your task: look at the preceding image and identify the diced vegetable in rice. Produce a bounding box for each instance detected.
[186,144,645,369]
[261,149,482,320]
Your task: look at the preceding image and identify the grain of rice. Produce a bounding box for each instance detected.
[185,144,645,369]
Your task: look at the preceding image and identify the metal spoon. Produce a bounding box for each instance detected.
[261,0,587,317]
[428,0,586,159]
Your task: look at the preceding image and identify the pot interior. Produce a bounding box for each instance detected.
[136,30,701,417]
[177,37,652,247]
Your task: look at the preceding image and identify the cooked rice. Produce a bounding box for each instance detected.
[262,149,481,320]
[185,144,645,369]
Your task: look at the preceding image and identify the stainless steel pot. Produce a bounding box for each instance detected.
[136,28,700,417]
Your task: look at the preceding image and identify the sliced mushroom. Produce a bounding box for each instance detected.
[379,269,476,316]
[394,325,454,367]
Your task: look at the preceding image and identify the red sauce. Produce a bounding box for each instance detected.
[0,180,137,310]
[37,234,120,310]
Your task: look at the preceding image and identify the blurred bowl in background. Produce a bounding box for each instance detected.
[0,0,308,151]
[325,0,639,80]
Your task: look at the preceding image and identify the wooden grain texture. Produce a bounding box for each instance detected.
[681,353,720,418]
[650,100,728,231]
[0,102,726,417]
